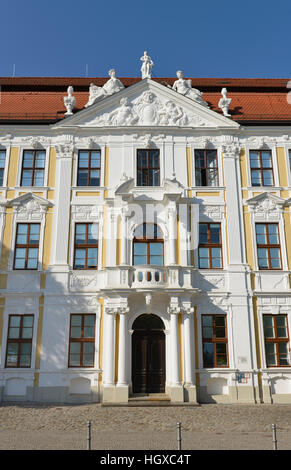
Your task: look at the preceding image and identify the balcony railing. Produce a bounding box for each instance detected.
[131,266,168,288]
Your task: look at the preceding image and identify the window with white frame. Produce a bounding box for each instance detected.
[5,314,34,368]
[249,150,274,187]
[195,149,218,187]
[263,314,290,367]
[20,150,46,187]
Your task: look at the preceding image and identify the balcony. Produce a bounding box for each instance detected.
[131,266,168,288]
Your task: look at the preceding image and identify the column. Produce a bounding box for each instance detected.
[183,308,195,386]
[222,143,245,266]
[50,143,74,269]
[170,311,181,386]
[168,206,177,265]
[117,308,129,386]
[103,308,116,386]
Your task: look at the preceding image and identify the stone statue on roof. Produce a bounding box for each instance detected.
[140,51,154,79]
[64,86,76,116]
[218,88,232,117]
[85,69,124,107]
[172,70,208,107]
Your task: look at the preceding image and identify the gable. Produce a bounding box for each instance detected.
[53,78,240,130]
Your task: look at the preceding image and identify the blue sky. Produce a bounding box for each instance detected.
[1,0,290,78]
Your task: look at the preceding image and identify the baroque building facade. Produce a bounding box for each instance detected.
[0,57,291,404]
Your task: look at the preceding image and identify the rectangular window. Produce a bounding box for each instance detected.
[6,315,34,368]
[73,223,98,269]
[198,223,222,269]
[68,314,96,367]
[77,150,101,186]
[137,149,160,186]
[0,149,6,186]
[250,150,274,186]
[263,315,290,367]
[256,223,282,270]
[195,149,218,186]
[21,150,46,187]
[202,315,228,368]
[14,223,40,270]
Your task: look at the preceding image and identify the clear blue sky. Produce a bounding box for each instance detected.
[1,0,290,78]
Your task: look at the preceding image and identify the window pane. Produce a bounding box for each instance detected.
[77,170,88,186]
[69,342,81,366]
[22,151,34,168]
[250,152,260,168]
[199,224,208,243]
[21,170,33,186]
[195,150,205,169]
[256,225,267,245]
[88,224,98,244]
[257,248,268,268]
[199,248,209,268]
[195,169,202,186]
[19,343,32,367]
[74,249,86,269]
[29,225,40,243]
[89,170,100,186]
[210,224,220,243]
[8,327,20,339]
[203,343,214,367]
[261,151,272,168]
[263,316,275,338]
[35,151,46,168]
[262,169,273,186]
[278,343,290,366]
[276,316,288,338]
[83,342,95,366]
[90,151,101,168]
[9,316,21,327]
[6,343,19,366]
[78,152,89,168]
[148,150,159,168]
[265,342,277,366]
[251,170,261,186]
[33,170,44,186]
[207,169,218,186]
[269,248,281,269]
[0,169,4,186]
[0,150,6,168]
[137,150,147,168]
[75,225,86,244]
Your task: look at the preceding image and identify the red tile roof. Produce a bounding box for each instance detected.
[0,77,290,124]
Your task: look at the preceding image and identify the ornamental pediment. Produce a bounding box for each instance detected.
[7,193,52,220]
[246,192,287,219]
[54,79,240,130]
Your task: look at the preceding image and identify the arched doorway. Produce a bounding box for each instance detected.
[132,314,165,394]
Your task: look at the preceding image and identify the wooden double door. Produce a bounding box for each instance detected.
[132,328,165,394]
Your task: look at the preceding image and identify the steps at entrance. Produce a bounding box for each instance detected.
[101,394,200,407]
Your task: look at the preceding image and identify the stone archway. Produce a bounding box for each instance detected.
[132,314,165,394]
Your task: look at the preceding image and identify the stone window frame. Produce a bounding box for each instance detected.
[16,145,50,190]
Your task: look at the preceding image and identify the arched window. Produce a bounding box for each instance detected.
[133,223,164,266]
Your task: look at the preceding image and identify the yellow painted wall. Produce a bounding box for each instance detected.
[7,147,19,188]
[76,192,100,197]
[277,147,289,187]
[0,208,13,270]
[48,147,56,188]
[239,147,248,188]
[243,208,255,270]
[196,192,220,197]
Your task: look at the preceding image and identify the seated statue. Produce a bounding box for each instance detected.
[172,70,208,107]
[85,69,124,107]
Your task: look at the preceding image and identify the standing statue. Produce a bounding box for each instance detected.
[85,69,124,107]
[64,86,76,116]
[172,70,208,107]
[218,88,232,117]
[140,51,154,79]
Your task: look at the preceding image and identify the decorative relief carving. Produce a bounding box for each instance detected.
[70,274,97,289]
[21,136,51,148]
[205,276,225,289]
[72,205,102,222]
[54,143,74,159]
[87,91,212,127]
[11,195,51,221]
[200,205,224,221]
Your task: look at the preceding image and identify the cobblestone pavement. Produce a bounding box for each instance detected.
[1,402,291,450]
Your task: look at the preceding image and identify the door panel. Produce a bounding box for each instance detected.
[132,330,165,393]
